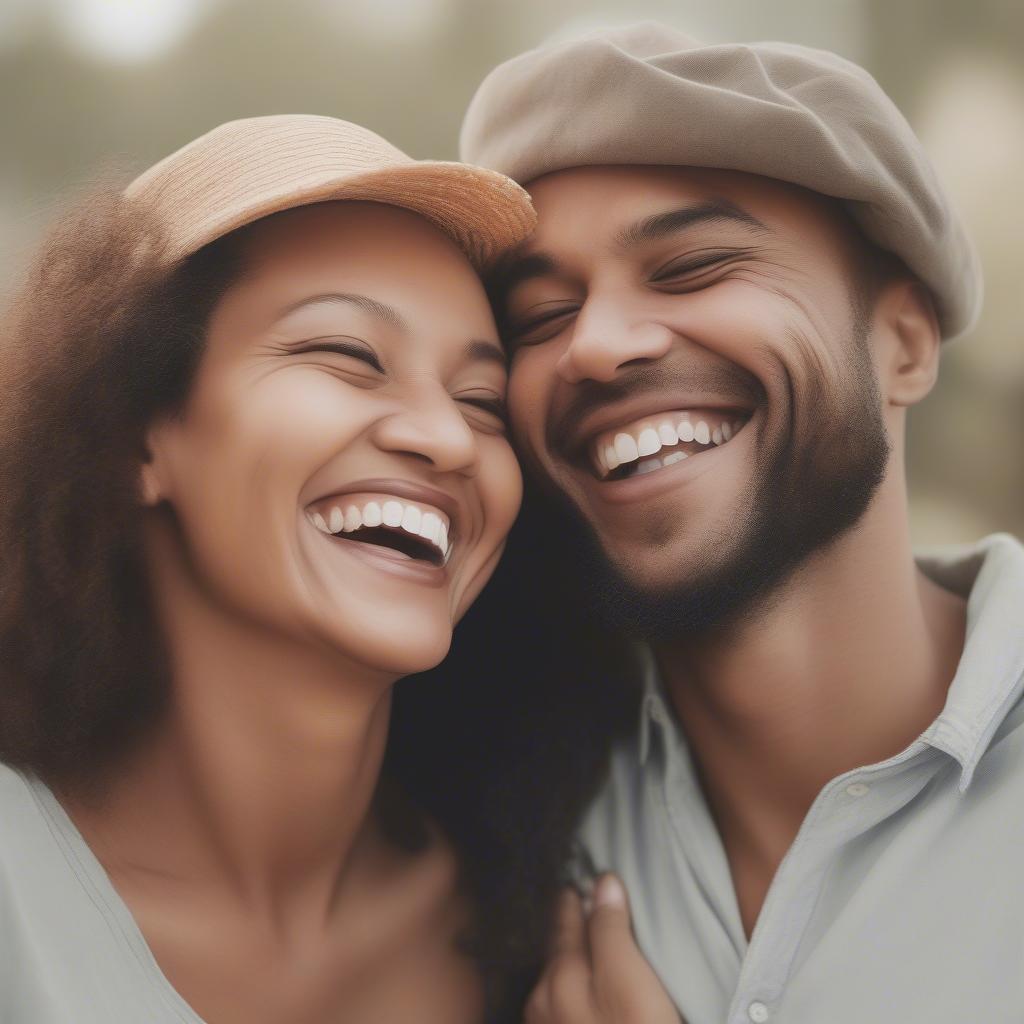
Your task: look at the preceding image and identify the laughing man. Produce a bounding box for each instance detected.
[461,23,1024,1024]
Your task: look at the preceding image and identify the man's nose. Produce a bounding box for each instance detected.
[555,300,675,384]
[372,385,480,477]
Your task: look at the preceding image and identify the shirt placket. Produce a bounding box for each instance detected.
[719,749,944,1024]
[654,699,749,966]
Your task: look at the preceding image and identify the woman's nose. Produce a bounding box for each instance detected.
[556,301,675,384]
[372,386,481,477]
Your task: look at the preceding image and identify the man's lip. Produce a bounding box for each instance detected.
[578,406,761,505]
[310,478,460,524]
[559,394,757,462]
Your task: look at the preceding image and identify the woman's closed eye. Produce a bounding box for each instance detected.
[291,337,385,374]
[455,391,508,431]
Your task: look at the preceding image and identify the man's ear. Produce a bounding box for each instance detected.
[873,279,942,407]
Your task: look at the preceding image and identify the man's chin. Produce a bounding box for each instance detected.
[580,545,766,641]
[597,546,709,599]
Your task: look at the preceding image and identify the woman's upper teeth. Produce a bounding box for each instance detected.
[306,494,451,558]
[591,410,748,478]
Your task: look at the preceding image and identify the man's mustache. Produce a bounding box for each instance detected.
[545,361,766,460]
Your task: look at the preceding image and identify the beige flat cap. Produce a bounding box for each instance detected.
[126,114,536,270]
[461,22,981,338]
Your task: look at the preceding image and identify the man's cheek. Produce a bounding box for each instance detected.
[508,372,549,456]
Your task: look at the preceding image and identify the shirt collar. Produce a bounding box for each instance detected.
[916,533,1024,790]
[636,533,1024,791]
[637,642,674,767]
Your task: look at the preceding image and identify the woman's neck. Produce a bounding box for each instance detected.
[63,517,400,937]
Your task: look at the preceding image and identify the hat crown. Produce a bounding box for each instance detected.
[123,113,535,270]
[461,21,982,338]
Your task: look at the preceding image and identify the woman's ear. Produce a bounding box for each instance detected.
[873,279,942,408]
[138,423,169,507]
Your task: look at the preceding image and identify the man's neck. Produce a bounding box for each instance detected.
[653,480,967,926]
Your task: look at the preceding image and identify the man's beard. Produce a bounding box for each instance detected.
[543,322,891,642]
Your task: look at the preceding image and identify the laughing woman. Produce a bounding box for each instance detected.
[0,115,540,1023]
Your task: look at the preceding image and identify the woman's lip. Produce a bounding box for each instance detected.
[308,477,463,548]
[311,478,460,524]
[318,528,449,588]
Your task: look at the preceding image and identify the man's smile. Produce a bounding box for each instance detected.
[588,407,754,480]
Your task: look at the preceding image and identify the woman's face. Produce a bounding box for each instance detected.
[141,201,522,675]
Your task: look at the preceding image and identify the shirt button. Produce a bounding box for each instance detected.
[846,782,870,797]
[748,1001,770,1022]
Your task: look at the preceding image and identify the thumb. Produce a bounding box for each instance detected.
[588,873,679,1021]
[586,872,636,966]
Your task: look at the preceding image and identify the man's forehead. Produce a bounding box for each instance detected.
[526,164,818,226]
[506,165,855,269]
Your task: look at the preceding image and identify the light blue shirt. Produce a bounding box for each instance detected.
[575,533,1024,1024]
[0,764,207,1023]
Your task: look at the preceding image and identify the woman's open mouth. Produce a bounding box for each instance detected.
[305,494,452,568]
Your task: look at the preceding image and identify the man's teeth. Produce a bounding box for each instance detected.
[593,413,749,479]
[307,497,451,560]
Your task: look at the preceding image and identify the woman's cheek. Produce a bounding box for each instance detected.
[484,436,524,537]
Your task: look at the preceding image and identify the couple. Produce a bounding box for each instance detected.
[2,22,1021,1024]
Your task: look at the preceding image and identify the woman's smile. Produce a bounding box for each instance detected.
[306,479,462,568]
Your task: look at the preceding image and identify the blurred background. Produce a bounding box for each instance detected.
[1,0,1021,543]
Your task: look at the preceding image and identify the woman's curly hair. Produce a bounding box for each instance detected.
[0,184,242,785]
[0,185,638,1022]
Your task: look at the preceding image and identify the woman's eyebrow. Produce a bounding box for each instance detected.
[277,292,407,330]
[273,297,504,368]
[464,338,507,368]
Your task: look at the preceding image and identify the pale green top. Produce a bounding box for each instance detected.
[0,763,208,1023]
[575,533,1024,1024]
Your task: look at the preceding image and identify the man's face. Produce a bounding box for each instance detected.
[499,166,891,636]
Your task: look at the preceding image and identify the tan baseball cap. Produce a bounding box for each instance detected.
[460,22,982,339]
[125,114,536,270]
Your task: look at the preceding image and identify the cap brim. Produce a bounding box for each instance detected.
[163,161,536,271]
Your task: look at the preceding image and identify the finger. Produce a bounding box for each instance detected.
[546,955,598,1024]
[533,889,597,1024]
[586,872,636,969]
[550,886,588,959]
[587,873,673,1018]
[589,876,651,1003]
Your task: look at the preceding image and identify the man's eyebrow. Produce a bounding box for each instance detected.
[277,292,407,331]
[487,200,769,304]
[614,198,769,249]
[486,251,560,305]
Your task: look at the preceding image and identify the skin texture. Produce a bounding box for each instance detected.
[499,165,968,1020]
[61,201,521,1024]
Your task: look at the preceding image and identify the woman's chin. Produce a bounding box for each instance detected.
[322,620,454,679]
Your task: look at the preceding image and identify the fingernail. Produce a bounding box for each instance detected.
[594,873,626,909]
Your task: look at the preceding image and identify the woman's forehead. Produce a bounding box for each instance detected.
[197,210,501,365]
